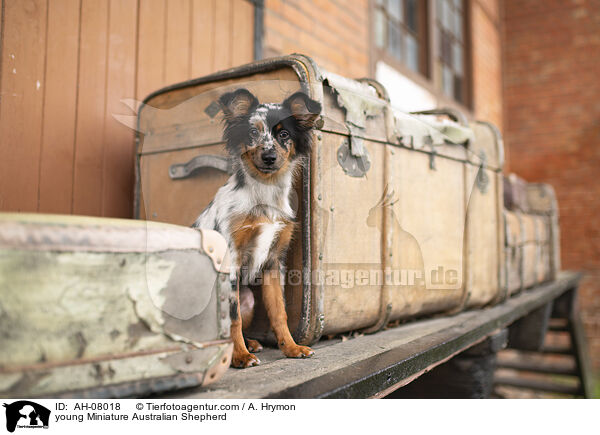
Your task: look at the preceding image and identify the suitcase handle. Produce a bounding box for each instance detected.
[169,155,233,179]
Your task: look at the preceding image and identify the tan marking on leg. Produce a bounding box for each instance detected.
[275,221,296,258]
[262,266,314,359]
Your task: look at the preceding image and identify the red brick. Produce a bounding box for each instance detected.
[504,0,600,369]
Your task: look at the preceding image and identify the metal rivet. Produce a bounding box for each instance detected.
[216,258,221,264]
[185,355,193,364]
[319,253,323,260]
[317,133,322,140]
[330,206,334,212]
[220,275,226,282]
[208,246,214,253]
[220,295,226,302]
[221,313,226,319]
[318,194,322,200]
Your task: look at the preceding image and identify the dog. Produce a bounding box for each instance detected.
[193,88,322,368]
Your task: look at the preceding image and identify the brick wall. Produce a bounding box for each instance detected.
[263,0,370,78]
[471,0,504,131]
[503,0,600,369]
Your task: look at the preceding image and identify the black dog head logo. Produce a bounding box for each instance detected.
[3,401,50,433]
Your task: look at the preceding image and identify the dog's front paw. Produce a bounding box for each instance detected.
[232,352,260,368]
[246,339,263,353]
[282,345,314,359]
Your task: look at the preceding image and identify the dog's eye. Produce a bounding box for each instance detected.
[249,128,260,138]
[277,130,290,140]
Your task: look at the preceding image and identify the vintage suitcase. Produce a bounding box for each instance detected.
[135,54,505,344]
[503,177,560,294]
[0,213,232,398]
[526,182,561,279]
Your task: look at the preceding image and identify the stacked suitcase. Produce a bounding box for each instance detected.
[503,174,561,295]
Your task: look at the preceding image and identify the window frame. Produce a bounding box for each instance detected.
[369,0,473,114]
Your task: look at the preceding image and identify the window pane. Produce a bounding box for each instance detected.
[440,31,452,65]
[389,0,403,22]
[452,41,463,75]
[374,8,386,48]
[442,65,453,96]
[406,33,419,72]
[406,0,418,33]
[434,0,468,104]
[388,22,403,60]
[453,7,463,40]
[441,0,451,31]
[454,75,463,103]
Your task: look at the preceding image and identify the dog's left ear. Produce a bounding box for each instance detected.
[219,88,259,120]
[282,92,322,130]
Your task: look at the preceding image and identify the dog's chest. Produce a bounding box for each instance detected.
[230,214,294,273]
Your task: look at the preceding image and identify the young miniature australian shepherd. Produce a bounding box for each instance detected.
[193,88,322,368]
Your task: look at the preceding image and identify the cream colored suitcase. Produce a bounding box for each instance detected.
[135,54,506,344]
[503,179,560,293]
[0,213,232,398]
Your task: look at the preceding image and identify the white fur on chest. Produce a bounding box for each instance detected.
[194,165,296,280]
[248,220,285,278]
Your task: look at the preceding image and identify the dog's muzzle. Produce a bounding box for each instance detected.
[261,149,277,166]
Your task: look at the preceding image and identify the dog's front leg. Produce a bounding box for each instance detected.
[230,276,260,368]
[262,266,314,358]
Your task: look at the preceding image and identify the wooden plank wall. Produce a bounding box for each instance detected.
[0,0,254,218]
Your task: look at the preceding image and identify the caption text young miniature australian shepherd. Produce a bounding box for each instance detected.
[193,88,321,368]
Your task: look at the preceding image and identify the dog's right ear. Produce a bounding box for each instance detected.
[219,89,259,120]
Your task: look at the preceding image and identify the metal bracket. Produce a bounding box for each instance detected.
[169,155,232,180]
[475,150,489,194]
[204,101,221,118]
[337,139,371,178]
[424,136,437,170]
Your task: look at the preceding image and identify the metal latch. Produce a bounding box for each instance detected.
[325,72,385,177]
[337,139,371,178]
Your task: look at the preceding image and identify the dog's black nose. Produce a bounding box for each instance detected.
[261,150,277,166]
